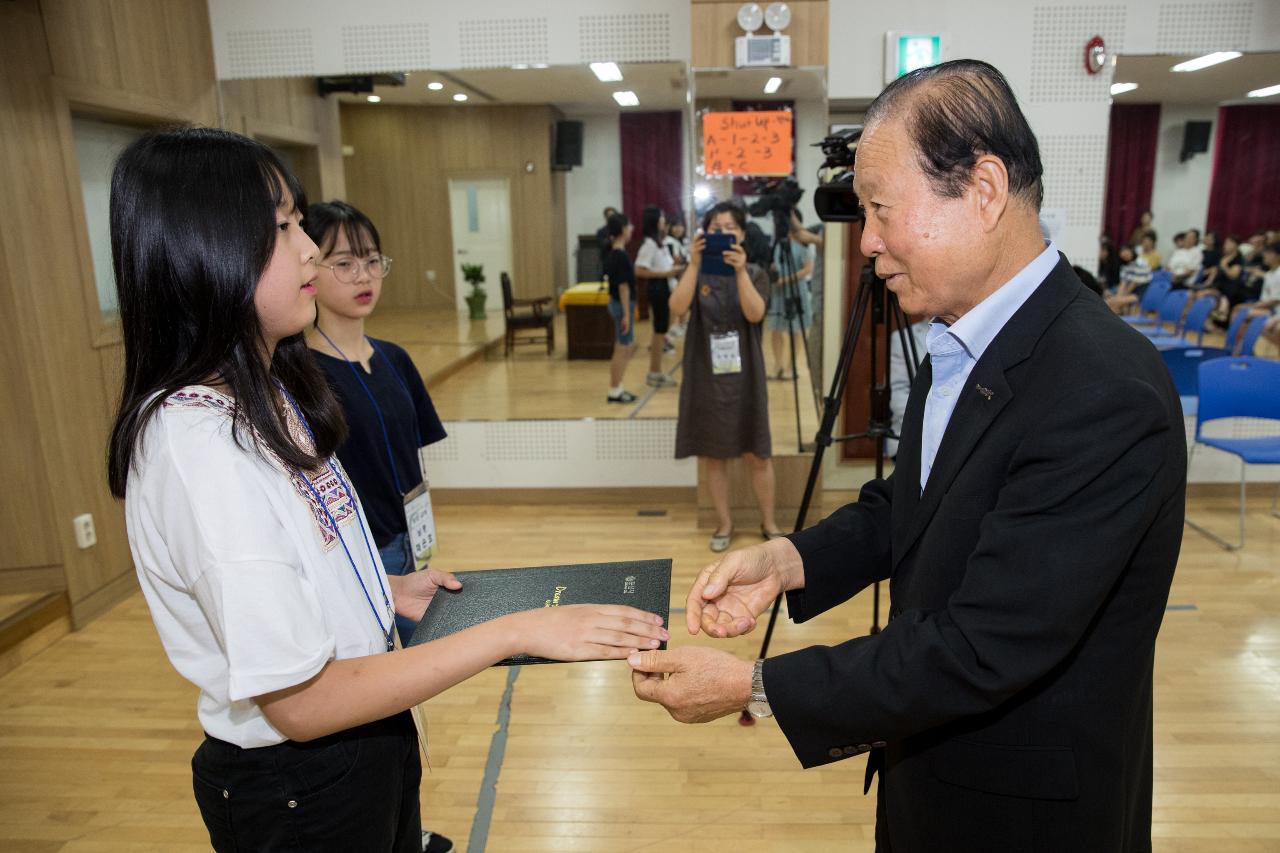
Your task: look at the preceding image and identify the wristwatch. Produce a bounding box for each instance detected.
[747,658,772,718]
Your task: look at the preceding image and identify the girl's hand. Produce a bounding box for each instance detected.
[723,242,747,271]
[511,604,668,661]
[621,309,632,335]
[393,569,462,622]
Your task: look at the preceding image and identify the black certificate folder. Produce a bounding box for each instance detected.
[407,558,672,665]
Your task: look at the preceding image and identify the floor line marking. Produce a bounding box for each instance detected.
[467,664,521,853]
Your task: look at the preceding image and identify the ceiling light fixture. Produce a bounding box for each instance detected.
[511,63,530,70]
[1110,82,1139,96]
[366,95,382,103]
[427,82,444,91]
[612,90,639,107]
[1247,83,1280,98]
[590,62,623,82]
[453,93,468,102]
[764,76,783,94]
[1171,51,1242,73]
[532,63,549,69]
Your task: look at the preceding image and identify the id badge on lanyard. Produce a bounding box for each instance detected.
[403,479,436,562]
[710,331,743,375]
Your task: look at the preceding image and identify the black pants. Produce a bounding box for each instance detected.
[648,279,671,335]
[192,711,421,852]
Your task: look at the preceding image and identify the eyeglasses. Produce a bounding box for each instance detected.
[317,255,393,283]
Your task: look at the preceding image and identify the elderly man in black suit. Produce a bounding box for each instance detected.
[630,59,1184,853]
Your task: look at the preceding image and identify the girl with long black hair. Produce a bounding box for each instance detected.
[108,126,666,852]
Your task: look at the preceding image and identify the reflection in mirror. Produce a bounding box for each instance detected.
[72,116,146,319]
[689,66,830,450]
[220,62,695,422]
[1103,51,1279,348]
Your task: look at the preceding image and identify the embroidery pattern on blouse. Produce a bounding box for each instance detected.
[164,388,356,551]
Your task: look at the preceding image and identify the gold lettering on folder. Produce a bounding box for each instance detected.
[543,586,567,608]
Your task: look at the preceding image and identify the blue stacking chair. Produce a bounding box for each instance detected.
[1123,276,1172,325]
[1148,295,1217,348]
[1160,346,1228,398]
[1220,308,1251,356]
[1138,290,1193,337]
[1237,314,1271,356]
[1185,357,1280,550]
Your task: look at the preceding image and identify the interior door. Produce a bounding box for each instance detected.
[448,177,513,314]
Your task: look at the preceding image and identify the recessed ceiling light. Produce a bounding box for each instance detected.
[764,76,782,94]
[532,63,549,69]
[366,95,382,103]
[453,93,468,102]
[612,90,639,107]
[427,82,444,91]
[1247,83,1280,98]
[591,62,623,82]
[1171,52,1242,73]
[1110,82,1139,96]
[693,184,712,201]
[511,63,529,70]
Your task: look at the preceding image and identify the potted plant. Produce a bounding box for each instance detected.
[461,263,487,319]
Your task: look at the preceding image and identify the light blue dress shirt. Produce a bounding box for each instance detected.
[919,242,1061,492]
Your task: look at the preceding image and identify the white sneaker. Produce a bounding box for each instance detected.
[646,372,677,387]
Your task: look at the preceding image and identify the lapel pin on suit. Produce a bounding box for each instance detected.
[976,383,994,400]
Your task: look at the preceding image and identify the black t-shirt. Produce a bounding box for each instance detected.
[603,247,636,302]
[312,339,447,547]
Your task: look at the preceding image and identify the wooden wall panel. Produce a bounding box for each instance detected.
[0,0,219,625]
[221,78,346,203]
[341,103,567,311]
[691,1,828,68]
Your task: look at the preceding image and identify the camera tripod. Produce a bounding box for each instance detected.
[768,212,822,452]
[740,260,921,726]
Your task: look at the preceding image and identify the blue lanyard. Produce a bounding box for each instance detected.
[316,329,418,496]
[279,385,395,652]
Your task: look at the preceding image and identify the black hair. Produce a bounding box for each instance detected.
[303,200,382,259]
[107,126,346,498]
[641,205,664,243]
[700,201,747,233]
[1072,265,1104,297]
[603,206,618,219]
[864,59,1044,209]
[1141,231,1158,245]
[606,212,629,240]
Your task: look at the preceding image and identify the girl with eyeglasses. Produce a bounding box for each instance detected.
[107,127,667,853]
[302,202,443,642]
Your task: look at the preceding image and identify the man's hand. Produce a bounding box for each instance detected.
[686,538,805,638]
[390,568,462,622]
[629,646,753,723]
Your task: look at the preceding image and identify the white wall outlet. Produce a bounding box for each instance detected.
[73,513,97,549]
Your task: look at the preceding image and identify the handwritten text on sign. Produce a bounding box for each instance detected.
[702,111,793,177]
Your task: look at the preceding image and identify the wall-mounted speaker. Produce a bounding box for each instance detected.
[553,120,583,171]
[1180,120,1211,162]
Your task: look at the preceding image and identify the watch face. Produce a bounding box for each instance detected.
[747,700,773,718]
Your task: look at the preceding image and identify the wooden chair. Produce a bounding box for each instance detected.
[501,272,554,356]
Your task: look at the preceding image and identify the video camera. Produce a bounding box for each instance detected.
[747,177,805,219]
[812,127,863,223]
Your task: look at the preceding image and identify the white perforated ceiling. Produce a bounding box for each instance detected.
[458,17,550,69]
[579,13,675,63]
[1156,1,1254,53]
[341,23,432,75]
[224,28,315,79]
[1029,5,1127,103]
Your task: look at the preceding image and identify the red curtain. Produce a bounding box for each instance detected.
[619,111,684,245]
[1103,103,1160,247]
[1207,104,1280,239]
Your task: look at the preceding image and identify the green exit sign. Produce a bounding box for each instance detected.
[885,32,945,82]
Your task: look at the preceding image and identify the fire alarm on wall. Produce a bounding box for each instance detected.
[1084,36,1107,75]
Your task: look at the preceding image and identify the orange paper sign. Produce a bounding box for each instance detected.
[702,110,793,177]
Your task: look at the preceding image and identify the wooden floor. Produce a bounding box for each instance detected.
[0,491,1277,852]
[367,308,824,449]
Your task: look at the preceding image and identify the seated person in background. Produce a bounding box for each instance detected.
[1232,242,1280,347]
[1167,230,1202,288]
[1097,236,1120,291]
[1199,231,1220,282]
[1128,210,1154,247]
[1209,236,1251,325]
[1139,231,1161,272]
[1108,244,1152,313]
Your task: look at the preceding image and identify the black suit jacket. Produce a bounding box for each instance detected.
[765,258,1185,853]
